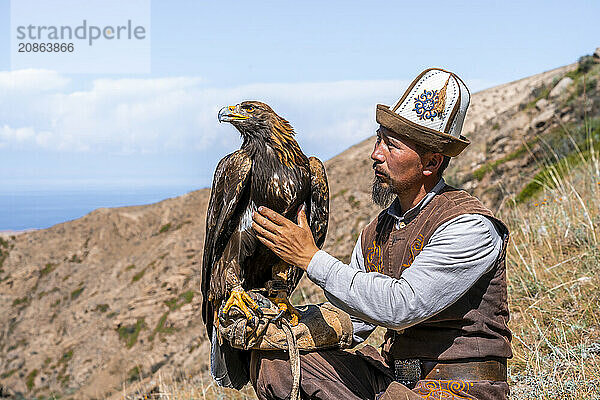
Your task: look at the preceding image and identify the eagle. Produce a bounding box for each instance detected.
[201,101,329,387]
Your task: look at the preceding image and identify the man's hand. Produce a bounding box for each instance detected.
[252,205,318,270]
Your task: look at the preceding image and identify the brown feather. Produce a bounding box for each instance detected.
[201,101,329,341]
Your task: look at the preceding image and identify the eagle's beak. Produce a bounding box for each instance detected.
[218,105,249,123]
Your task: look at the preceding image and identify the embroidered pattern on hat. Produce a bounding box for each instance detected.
[413,89,443,121]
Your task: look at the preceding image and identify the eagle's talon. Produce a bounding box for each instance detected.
[271,308,286,325]
[270,294,301,326]
[288,313,299,327]
[223,288,261,321]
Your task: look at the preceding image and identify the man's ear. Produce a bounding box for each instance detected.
[422,153,444,177]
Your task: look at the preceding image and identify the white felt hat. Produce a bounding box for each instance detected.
[376,68,471,157]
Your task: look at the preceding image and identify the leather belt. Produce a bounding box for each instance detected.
[393,358,507,388]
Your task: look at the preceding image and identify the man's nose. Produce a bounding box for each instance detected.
[371,140,386,163]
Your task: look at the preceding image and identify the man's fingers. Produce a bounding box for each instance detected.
[252,222,278,243]
[254,233,288,261]
[255,234,277,253]
[253,210,283,234]
[298,205,309,229]
[257,206,287,226]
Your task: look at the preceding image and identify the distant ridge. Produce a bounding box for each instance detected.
[3,55,598,399]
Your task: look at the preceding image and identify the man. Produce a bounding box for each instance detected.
[251,68,512,400]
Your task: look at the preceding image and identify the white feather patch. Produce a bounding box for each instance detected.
[239,202,256,232]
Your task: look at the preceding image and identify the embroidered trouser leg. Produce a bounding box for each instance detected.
[250,346,509,400]
[381,380,509,400]
[250,348,392,400]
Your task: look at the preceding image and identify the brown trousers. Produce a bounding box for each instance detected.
[250,346,509,400]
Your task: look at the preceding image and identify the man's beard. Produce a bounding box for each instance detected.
[372,176,395,207]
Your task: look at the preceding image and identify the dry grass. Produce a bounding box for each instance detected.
[154,371,255,400]
[149,135,600,399]
[116,370,256,400]
[501,140,600,398]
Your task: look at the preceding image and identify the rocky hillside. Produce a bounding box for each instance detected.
[1,51,599,399]
[0,192,213,399]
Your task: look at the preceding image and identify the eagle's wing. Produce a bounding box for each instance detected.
[308,157,329,248]
[201,150,252,336]
[285,157,329,297]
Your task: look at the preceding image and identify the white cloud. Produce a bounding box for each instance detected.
[0,69,70,91]
[0,125,34,142]
[0,124,54,148]
[0,70,497,158]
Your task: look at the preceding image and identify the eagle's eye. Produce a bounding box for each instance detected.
[244,105,254,113]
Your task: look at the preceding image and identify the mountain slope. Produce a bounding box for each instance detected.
[2,55,599,399]
[1,191,212,398]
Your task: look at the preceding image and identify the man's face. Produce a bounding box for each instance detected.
[371,126,426,206]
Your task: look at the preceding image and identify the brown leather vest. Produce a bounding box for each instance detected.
[361,185,512,361]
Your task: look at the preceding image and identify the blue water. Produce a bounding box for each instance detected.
[0,186,198,231]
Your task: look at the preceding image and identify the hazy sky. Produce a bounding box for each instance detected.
[1,0,599,191]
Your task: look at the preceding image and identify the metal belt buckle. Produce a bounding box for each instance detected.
[394,359,421,389]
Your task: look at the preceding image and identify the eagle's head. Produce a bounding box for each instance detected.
[218,101,294,140]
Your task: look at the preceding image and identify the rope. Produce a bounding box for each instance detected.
[279,318,301,400]
[220,296,301,399]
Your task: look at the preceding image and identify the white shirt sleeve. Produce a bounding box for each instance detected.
[307,214,503,331]
[322,235,376,344]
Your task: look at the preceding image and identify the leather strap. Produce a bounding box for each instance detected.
[421,358,507,382]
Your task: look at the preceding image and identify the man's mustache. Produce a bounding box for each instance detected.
[372,162,390,179]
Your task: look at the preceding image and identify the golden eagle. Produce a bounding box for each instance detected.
[201,101,329,387]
